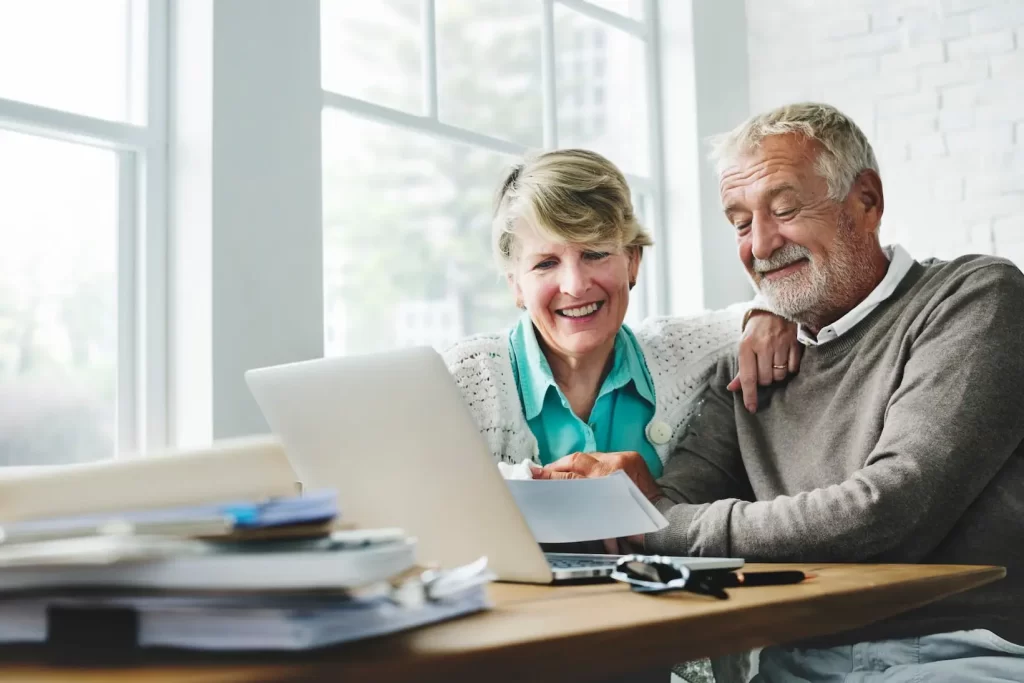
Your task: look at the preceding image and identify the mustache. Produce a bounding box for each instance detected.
[753,244,811,274]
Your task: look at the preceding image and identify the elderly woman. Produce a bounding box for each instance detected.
[445,148,792,683]
[444,149,797,478]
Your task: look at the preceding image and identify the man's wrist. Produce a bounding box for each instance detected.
[645,498,699,556]
[742,308,770,331]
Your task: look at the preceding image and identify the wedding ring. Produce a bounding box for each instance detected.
[772,364,787,370]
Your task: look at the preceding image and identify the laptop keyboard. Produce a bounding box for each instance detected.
[547,555,617,569]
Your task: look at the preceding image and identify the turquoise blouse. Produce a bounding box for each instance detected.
[507,313,662,478]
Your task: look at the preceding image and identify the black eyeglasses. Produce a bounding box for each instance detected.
[611,555,809,599]
[610,554,729,600]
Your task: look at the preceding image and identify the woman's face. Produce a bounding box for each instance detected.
[510,227,640,363]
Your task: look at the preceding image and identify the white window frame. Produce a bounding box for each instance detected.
[0,0,169,457]
[321,0,670,318]
[160,0,751,441]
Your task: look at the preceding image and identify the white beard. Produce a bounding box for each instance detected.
[757,264,828,320]
[754,213,877,324]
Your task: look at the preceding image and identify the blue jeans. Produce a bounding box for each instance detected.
[752,629,1024,682]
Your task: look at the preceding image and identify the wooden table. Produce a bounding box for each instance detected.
[0,563,1003,682]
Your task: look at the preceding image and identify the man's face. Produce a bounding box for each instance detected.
[719,134,875,322]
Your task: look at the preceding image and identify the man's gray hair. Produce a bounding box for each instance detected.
[710,103,880,201]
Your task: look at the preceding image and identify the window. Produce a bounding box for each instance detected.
[321,0,663,356]
[0,0,166,465]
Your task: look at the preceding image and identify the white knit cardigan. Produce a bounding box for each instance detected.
[442,304,748,466]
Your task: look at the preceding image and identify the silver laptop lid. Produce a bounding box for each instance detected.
[246,347,554,583]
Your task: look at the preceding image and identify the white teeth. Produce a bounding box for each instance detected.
[560,302,600,318]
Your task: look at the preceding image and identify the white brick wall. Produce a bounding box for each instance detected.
[745,0,1024,264]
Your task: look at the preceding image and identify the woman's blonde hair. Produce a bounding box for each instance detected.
[491,149,652,272]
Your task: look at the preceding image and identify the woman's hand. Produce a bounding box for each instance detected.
[602,535,645,555]
[532,451,663,503]
[535,452,660,556]
[727,311,801,413]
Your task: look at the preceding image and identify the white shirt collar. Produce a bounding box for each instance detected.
[797,244,914,346]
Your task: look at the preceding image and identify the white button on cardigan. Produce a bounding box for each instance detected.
[645,420,673,446]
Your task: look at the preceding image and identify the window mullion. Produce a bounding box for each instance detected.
[126,0,148,123]
[117,152,140,456]
[323,90,529,157]
[421,0,439,119]
[0,97,150,150]
[541,0,558,149]
[141,0,169,452]
[642,0,668,315]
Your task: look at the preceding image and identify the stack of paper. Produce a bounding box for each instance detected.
[0,559,493,651]
[0,436,298,523]
[0,531,420,591]
[0,483,492,651]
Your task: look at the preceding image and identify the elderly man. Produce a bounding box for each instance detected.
[541,103,1024,681]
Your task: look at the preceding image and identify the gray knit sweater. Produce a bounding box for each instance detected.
[649,255,1024,647]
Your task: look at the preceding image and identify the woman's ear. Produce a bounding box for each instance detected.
[507,272,525,309]
[628,248,643,288]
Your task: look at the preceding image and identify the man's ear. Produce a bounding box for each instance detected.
[852,170,884,233]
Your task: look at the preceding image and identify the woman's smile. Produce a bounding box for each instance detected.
[555,300,605,321]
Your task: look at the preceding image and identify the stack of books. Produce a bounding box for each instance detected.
[0,438,491,651]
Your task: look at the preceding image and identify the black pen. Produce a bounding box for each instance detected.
[717,570,810,587]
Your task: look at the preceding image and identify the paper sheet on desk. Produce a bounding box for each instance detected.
[504,471,668,543]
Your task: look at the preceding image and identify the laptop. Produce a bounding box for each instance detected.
[245,346,743,583]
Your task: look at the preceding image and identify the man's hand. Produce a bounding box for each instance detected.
[728,311,801,413]
[533,451,664,503]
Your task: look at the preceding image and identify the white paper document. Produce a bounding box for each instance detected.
[504,471,669,544]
